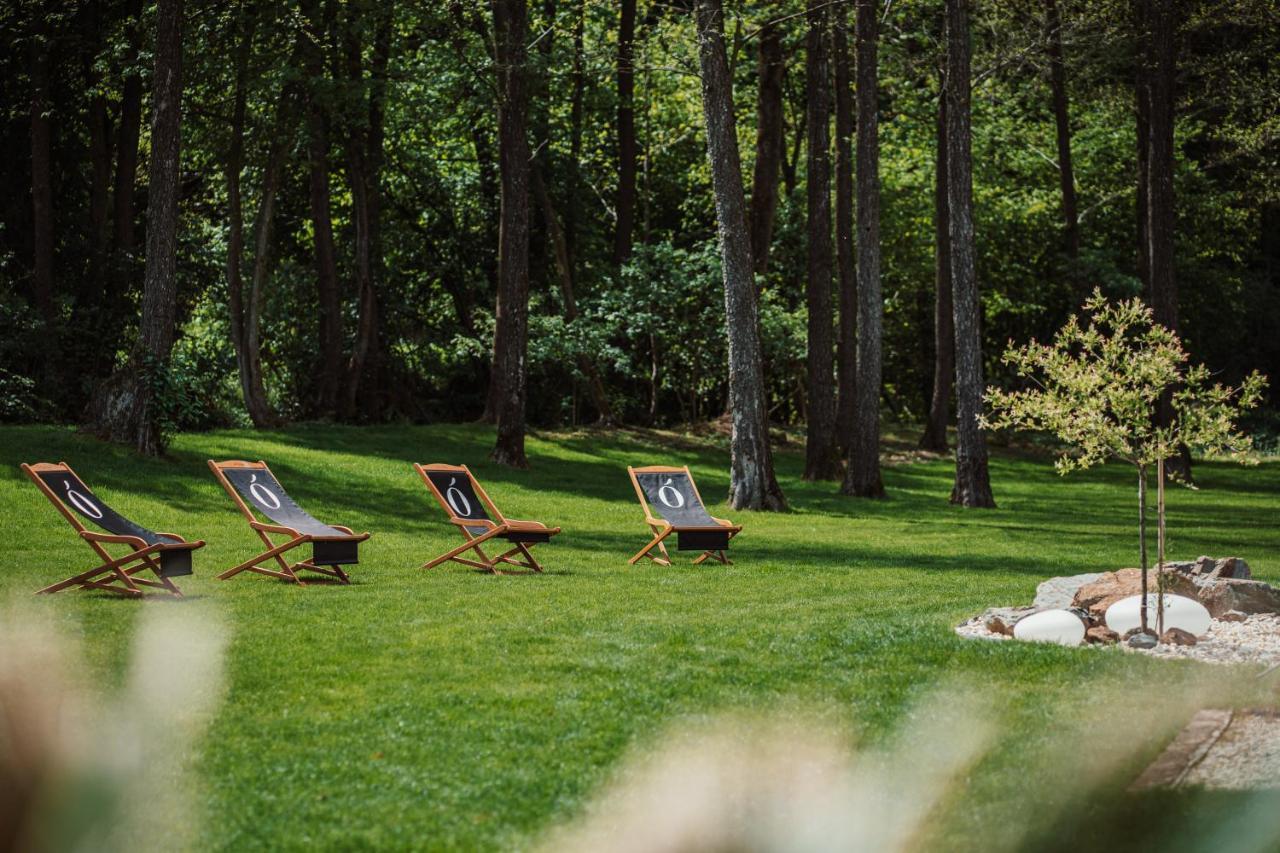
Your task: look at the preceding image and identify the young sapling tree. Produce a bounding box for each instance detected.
[984,292,1266,637]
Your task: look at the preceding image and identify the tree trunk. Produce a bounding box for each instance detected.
[843,0,885,498]
[340,2,392,421]
[532,166,616,425]
[834,6,856,453]
[1143,0,1190,482]
[450,3,502,422]
[303,0,343,417]
[613,0,637,266]
[1135,0,1150,294]
[490,0,532,467]
[804,0,840,481]
[566,0,585,271]
[225,5,275,429]
[240,142,286,430]
[1138,464,1149,633]
[86,1,113,303]
[29,14,56,328]
[133,0,185,455]
[781,96,805,198]
[945,0,995,507]
[112,0,144,294]
[921,81,953,452]
[1045,0,1081,273]
[749,20,785,276]
[694,0,786,511]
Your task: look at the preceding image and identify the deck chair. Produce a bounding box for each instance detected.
[627,465,742,566]
[21,462,202,597]
[208,460,369,585]
[414,463,560,573]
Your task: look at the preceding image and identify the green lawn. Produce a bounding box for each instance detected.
[2,423,1278,851]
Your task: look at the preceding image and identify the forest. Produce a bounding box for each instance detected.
[1,0,1277,503]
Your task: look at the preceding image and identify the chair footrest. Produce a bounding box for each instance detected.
[677,530,730,551]
[313,540,359,565]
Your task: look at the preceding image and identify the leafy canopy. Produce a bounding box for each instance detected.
[983,291,1267,474]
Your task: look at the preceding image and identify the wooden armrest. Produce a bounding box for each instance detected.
[80,531,146,547]
[451,518,494,529]
[250,521,298,536]
[330,524,354,534]
[503,518,546,529]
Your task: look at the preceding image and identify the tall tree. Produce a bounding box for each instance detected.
[224,4,276,429]
[920,79,954,452]
[749,19,785,275]
[693,0,786,511]
[945,0,996,507]
[843,0,885,498]
[1045,0,1081,272]
[86,0,186,455]
[302,0,343,416]
[133,0,186,454]
[833,5,857,453]
[613,0,637,265]
[804,0,840,481]
[111,0,144,293]
[1142,0,1189,480]
[85,0,113,299]
[565,0,586,272]
[28,8,55,329]
[341,0,393,420]
[528,0,615,425]
[1134,0,1150,294]
[490,0,532,467]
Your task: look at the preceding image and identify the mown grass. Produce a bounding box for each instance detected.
[1,423,1277,851]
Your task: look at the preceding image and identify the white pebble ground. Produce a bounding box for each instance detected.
[956,613,1280,666]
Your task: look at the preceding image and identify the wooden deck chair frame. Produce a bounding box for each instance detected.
[21,462,203,598]
[627,465,742,566]
[208,460,369,585]
[414,463,561,574]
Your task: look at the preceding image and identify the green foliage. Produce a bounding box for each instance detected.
[1,0,1277,430]
[985,292,1268,472]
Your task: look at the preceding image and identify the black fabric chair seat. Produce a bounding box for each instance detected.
[677,530,731,551]
[502,530,552,544]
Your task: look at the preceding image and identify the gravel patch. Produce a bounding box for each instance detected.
[956,612,1280,666]
[1123,613,1280,665]
[1181,711,1280,790]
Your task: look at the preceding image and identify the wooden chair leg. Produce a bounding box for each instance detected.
[502,542,543,572]
[293,560,351,584]
[38,547,161,597]
[137,553,184,596]
[218,538,305,582]
[629,529,673,566]
[423,530,506,571]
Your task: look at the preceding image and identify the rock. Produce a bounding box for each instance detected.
[1034,573,1104,610]
[1072,569,1198,623]
[965,606,1036,636]
[1086,626,1120,645]
[1013,609,1087,646]
[1166,556,1252,581]
[1161,627,1198,646]
[986,616,1012,636]
[1125,629,1159,649]
[1219,610,1249,623]
[1187,577,1280,617]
